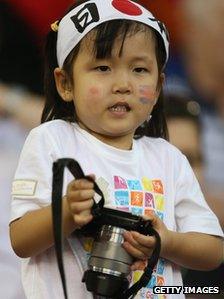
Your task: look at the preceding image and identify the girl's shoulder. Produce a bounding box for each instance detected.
[30,119,73,134]
[137,136,184,159]
[23,120,76,150]
[27,119,75,141]
[138,136,193,180]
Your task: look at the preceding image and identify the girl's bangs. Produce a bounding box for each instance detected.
[91,20,153,59]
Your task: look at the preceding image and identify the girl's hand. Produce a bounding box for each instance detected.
[123,212,171,271]
[66,175,95,229]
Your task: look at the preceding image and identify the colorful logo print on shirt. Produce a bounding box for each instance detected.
[114,175,166,298]
[114,176,165,217]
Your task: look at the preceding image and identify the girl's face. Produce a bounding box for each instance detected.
[56,29,163,149]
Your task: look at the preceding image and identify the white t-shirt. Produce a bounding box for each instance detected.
[11,120,223,299]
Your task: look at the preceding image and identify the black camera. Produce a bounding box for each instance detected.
[51,158,161,299]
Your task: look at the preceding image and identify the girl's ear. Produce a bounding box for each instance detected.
[54,68,73,102]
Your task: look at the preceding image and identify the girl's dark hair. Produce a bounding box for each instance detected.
[41,0,169,140]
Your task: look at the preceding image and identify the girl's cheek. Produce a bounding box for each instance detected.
[89,86,100,97]
[87,86,103,102]
[138,85,157,105]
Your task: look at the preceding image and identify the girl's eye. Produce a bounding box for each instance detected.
[95,66,110,72]
[134,67,148,73]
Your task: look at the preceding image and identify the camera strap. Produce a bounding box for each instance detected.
[52,158,161,299]
[52,158,105,299]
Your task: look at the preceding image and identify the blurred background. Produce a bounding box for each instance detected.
[0,0,223,298]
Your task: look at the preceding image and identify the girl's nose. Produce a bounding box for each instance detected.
[112,72,133,94]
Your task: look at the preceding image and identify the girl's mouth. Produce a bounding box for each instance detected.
[108,102,131,117]
[108,102,131,112]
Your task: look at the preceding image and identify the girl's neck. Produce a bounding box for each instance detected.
[77,122,134,150]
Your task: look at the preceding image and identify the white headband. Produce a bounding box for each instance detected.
[56,0,169,68]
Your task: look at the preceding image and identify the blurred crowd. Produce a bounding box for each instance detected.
[0,0,223,298]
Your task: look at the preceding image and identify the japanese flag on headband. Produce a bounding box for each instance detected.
[56,0,169,68]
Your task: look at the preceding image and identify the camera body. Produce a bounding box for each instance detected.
[80,207,154,298]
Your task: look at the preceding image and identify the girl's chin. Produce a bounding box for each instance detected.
[100,127,135,137]
[79,121,137,138]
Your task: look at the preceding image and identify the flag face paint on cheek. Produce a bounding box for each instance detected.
[139,85,157,105]
[89,86,101,97]
[87,86,105,106]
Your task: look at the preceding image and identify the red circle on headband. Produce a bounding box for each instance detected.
[112,0,143,16]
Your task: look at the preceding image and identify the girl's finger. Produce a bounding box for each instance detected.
[69,198,93,213]
[123,231,154,251]
[68,178,94,192]
[123,241,148,260]
[123,231,154,257]
[67,189,95,202]
[73,213,93,227]
[130,231,156,248]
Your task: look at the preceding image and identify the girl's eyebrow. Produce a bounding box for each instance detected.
[88,54,154,65]
[92,56,154,64]
[129,56,153,64]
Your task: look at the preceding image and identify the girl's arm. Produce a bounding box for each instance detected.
[10,178,95,258]
[123,214,223,271]
[10,197,75,258]
[161,230,223,270]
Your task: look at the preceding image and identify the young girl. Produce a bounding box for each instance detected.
[10,0,223,298]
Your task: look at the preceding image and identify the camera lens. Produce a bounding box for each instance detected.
[88,225,133,276]
[83,225,133,296]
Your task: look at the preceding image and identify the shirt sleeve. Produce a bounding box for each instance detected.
[174,153,223,238]
[10,126,57,222]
